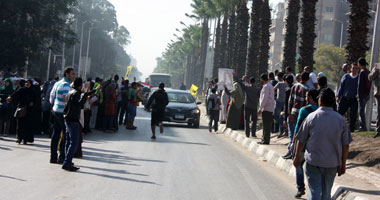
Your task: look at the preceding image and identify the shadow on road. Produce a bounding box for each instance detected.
[76,170,157,185]
[0,174,26,182]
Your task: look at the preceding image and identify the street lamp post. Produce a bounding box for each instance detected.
[367,1,380,131]
[331,18,344,48]
[84,27,96,79]
[79,20,89,77]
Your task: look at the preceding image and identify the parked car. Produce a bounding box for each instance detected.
[163,89,201,128]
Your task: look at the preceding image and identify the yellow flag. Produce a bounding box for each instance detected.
[190,84,198,96]
[124,65,133,80]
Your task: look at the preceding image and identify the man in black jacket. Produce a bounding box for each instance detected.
[145,83,169,139]
[62,78,96,171]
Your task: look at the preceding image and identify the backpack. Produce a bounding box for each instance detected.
[207,97,216,111]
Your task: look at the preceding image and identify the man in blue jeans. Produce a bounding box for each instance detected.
[294,88,352,200]
[49,67,75,164]
[62,78,96,171]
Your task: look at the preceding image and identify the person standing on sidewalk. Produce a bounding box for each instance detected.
[337,63,359,132]
[62,78,96,171]
[49,67,75,164]
[145,83,169,139]
[290,89,319,198]
[239,77,260,137]
[258,74,275,145]
[304,66,318,89]
[357,57,371,131]
[207,87,221,133]
[293,88,352,200]
[274,72,287,137]
[284,72,309,159]
[225,82,244,130]
[369,64,380,138]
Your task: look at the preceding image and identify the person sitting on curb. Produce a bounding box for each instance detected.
[293,88,352,200]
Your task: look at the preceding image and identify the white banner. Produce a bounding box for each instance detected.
[218,68,234,91]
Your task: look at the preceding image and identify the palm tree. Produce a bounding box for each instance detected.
[297,0,318,72]
[246,0,262,78]
[282,0,300,72]
[212,17,222,78]
[258,0,271,76]
[226,11,236,70]
[235,0,249,77]
[346,0,370,64]
[218,14,229,69]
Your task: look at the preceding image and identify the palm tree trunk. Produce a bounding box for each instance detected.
[199,18,209,89]
[212,17,222,79]
[259,0,271,76]
[346,0,370,64]
[246,0,262,78]
[297,0,318,72]
[226,11,236,70]
[219,14,229,70]
[235,0,249,78]
[282,0,300,72]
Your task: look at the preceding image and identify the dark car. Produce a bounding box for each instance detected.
[163,89,201,128]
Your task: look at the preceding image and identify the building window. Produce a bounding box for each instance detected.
[323,20,333,27]
[326,7,334,12]
[324,34,332,41]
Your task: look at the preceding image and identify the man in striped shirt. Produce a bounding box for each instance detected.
[49,67,75,164]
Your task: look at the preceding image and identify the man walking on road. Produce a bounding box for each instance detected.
[62,78,96,171]
[240,77,260,138]
[145,83,169,139]
[49,67,75,164]
[357,57,371,131]
[258,74,275,145]
[293,88,352,200]
[207,87,221,133]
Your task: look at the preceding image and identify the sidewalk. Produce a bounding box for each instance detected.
[199,104,380,200]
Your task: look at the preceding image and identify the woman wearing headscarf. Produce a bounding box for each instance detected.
[224,82,244,130]
[7,80,35,144]
[103,82,116,132]
[0,78,14,136]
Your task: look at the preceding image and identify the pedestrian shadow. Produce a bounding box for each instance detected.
[334,187,380,196]
[82,146,121,154]
[0,174,26,182]
[76,170,157,185]
[0,146,12,151]
[78,165,149,177]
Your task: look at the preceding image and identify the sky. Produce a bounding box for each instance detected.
[108,0,284,80]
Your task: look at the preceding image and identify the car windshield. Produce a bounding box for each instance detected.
[167,92,195,104]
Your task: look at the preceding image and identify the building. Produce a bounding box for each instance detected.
[269,2,285,71]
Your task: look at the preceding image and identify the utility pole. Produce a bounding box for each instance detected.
[367,0,380,131]
[72,20,78,67]
[85,27,95,79]
[79,20,88,77]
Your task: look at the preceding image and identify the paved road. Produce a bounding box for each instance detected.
[0,107,295,200]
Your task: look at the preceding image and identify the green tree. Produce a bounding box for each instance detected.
[346,0,370,64]
[297,0,318,72]
[0,0,77,70]
[314,44,346,86]
[282,0,300,72]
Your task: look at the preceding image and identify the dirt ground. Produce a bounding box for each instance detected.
[348,132,380,171]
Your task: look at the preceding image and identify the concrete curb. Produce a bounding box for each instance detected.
[200,113,369,200]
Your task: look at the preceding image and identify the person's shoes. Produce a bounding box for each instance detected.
[133,126,137,129]
[208,125,212,133]
[57,159,64,164]
[282,153,292,159]
[50,159,58,164]
[62,165,80,172]
[294,191,305,198]
[373,134,380,138]
[159,124,164,134]
[251,135,257,138]
[16,139,21,144]
[151,135,156,140]
[126,127,137,130]
[23,140,27,145]
[257,141,269,145]
[277,132,285,138]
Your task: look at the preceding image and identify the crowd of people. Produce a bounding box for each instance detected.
[205,57,380,199]
[0,67,147,171]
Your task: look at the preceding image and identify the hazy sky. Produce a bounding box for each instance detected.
[108,0,284,80]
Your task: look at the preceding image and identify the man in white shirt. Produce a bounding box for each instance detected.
[304,66,318,89]
[258,74,275,144]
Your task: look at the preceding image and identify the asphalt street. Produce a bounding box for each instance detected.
[0,107,295,200]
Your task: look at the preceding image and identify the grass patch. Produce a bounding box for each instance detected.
[353,131,376,136]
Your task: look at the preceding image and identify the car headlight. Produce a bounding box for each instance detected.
[192,109,200,114]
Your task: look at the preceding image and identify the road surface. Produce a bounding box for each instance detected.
[0,107,296,200]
